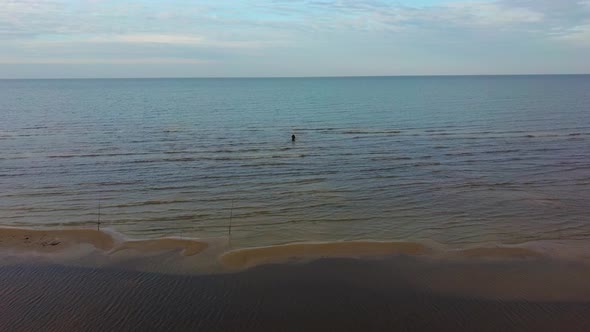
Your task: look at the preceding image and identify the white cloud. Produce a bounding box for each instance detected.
[0,0,64,35]
[0,57,212,64]
[0,0,589,77]
[93,34,206,45]
[441,2,544,26]
[257,0,545,31]
[18,33,284,49]
[553,24,590,45]
[96,34,279,48]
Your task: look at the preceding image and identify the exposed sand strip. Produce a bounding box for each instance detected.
[112,238,208,256]
[220,241,429,269]
[0,227,208,257]
[0,227,115,252]
[3,227,590,275]
[456,246,542,259]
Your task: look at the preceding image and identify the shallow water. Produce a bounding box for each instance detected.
[1,76,589,248]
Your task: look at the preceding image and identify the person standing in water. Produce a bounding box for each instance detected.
[292,134,296,142]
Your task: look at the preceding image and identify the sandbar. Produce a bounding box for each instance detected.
[220,240,429,269]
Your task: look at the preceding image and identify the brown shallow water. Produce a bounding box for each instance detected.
[2,258,590,332]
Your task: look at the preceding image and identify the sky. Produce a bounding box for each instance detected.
[1,0,590,78]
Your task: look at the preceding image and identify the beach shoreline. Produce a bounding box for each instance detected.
[2,226,590,274]
[3,226,590,330]
[2,226,590,302]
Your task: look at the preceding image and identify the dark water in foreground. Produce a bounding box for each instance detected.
[2,258,590,331]
[1,76,589,248]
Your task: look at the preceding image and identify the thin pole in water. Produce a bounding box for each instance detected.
[228,199,234,247]
[97,196,101,232]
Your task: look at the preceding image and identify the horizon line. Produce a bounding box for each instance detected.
[1,73,589,80]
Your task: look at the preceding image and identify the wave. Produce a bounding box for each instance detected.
[343,130,401,135]
[370,156,412,161]
[412,162,441,167]
[162,157,196,162]
[444,152,473,157]
[113,199,192,208]
[47,152,153,159]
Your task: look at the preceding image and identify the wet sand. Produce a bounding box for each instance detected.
[0,227,208,258]
[111,238,208,256]
[220,241,429,269]
[2,257,590,331]
[2,226,590,275]
[2,227,590,330]
[0,227,115,252]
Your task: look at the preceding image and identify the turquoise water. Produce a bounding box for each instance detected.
[1,76,589,247]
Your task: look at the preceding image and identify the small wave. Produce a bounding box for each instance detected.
[482,149,521,154]
[20,126,49,130]
[370,156,412,161]
[445,152,473,157]
[129,159,158,164]
[48,153,150,159]
[341,129,401,135]
[113,199,192,208]
[291,177,325,185]
[374,174,400,179]
[293,127,337,131]
[531,148,562,152]
[239,162,288,167]
[162,157,195,162]
[412,162,441,167]
[0,155,31,160]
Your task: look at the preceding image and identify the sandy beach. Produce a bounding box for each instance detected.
[1,226,590,274]
[219,240,429,269]
[1,227,590,330]
[2,257,590,331]
[0,227,208,256]
[0,227,115,252]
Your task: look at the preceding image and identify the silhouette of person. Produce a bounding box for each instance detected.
[292,134,296,142]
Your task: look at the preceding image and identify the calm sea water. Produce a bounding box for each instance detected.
[1,76,589,248]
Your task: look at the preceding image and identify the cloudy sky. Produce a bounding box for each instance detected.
[1,0,590,78]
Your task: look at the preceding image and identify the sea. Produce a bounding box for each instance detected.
[1,76,589,249]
